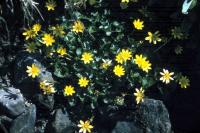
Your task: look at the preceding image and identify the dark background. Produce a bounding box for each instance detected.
[0,0,200,132]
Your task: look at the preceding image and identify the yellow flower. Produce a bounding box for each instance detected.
[133,19,144,30]
[22,28,36,40]
[145,31,162,44]
[101,59,112,69]
[40,80,56,95]
[42,33,55,47]
[26,64,40,78]
[45,0,56,11]
[141,60,152,73]
[57,47,67,56]
[64,85,75,96]
[81,52,93,64]
[115,49,132,64]
[113,65,125,77]
[32,23,41,34]
[121,0,129,3]
[134,54,146,67]
[115,53,124,64]
[134,87,145,104]
[78,77,89,87]
[120,49,132,61]
[160,69,174,84]
[179,76,190,89]
[145,32,153,44]
[51,25,65,37]
[134,54,152,72]
[78,120,93,133]
[72,20,85,33]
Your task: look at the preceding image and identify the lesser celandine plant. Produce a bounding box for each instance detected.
[23,0,190,132]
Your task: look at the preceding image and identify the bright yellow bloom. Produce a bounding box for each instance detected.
[26,64,40,78]
[145,31,162,44]
[78,120,93,133]
[45,0,56,11]
[134,54,146,67]
[42,34,55,47]
[121,0,129,3]
[115,53,124,64]
[179,76,190,89]
[22,28,36,40]
[32,23,41,34]
[133,19,144,30]
[115,49,132,64]
[64,85,75,96]
[113,65,125,77]
[57,47,67,56]
[134,87,145,104]
[40,80,56,95]
[160,69,174,84]
[72,21,85,33]
[81,52,93,64]
[134,54,152,72]
[101,59,112,69]
[120,49,132,61]
[78,77,89,87]
[141,60,152,73]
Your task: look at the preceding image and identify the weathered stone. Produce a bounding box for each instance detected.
[112,121,143,133]
[10,104,36,133]
[35,119,48,133]
[0,56,5,67]
[111,99,173,133]
[14,53,54,85]
[35,94,54,110]
[136,98,172,133]
[0,87,25,117]
[14,53,55,109]
[46,108,74,133]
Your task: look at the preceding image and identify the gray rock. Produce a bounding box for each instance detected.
[112,121,143,133]
[14,53,55,109]
[46,108,74,133]
[136,99,172,133]
[0,74,11,86]
[35,119,48,133]
[14,53,54,85]
[10,104,36,133]
[0,56,5,67]
[111,99,173,133]
[35,94,54,110]
[0,87,25,117]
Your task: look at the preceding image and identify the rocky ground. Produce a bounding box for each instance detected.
[0,52,173,133]
[1,0,200,133]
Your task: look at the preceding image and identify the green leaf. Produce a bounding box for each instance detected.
[89,0,96,5]
[142,78,148,87]
[113,21,120,26]
[90,102,95,109]
[54,65,69,78]
[190,0,197,9]
[76,48,82,55]
[106,31,112,36]
[88,26,95,34]
[120,2,128,9]
[142,77,155,88]
[68,98,76,107]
